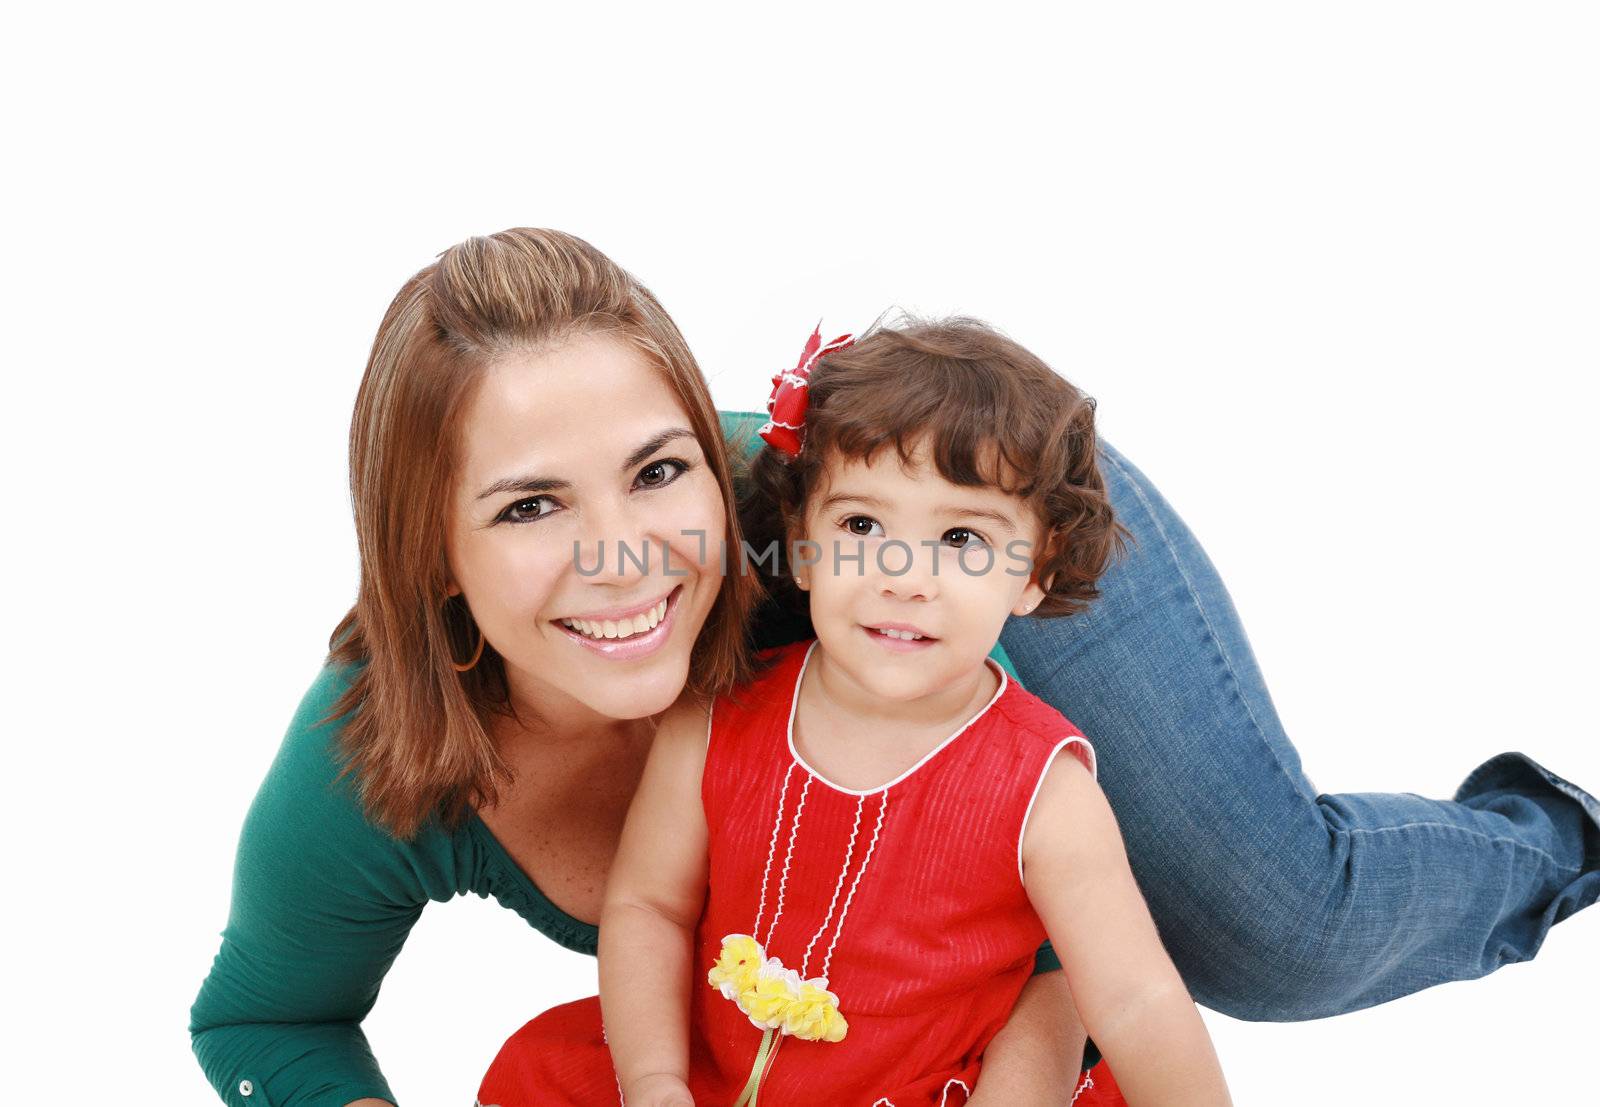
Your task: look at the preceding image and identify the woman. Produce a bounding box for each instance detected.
[189,228,1600,1106]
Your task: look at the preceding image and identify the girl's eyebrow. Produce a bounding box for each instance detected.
[475,426,698,501]
[817,491,885,512]
[818,491,1019,532]
[946,506,1020,532]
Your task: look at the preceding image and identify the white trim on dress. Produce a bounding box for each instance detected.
[1017,735,1100,886]
[784,638,1010,797]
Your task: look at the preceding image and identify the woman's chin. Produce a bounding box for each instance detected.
[588,660,690,721]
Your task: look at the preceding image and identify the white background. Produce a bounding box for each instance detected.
[4,2,1596,1104]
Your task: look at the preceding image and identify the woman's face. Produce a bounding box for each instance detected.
[445,330,726,730]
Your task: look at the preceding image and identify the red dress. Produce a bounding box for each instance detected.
[480,638,1128,1106]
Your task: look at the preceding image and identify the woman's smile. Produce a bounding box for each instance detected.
[552,582,685,660]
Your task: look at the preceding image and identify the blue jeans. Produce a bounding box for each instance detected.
[998,437,1600,1022]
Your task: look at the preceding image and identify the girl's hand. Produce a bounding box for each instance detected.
[622,1071,696,1106]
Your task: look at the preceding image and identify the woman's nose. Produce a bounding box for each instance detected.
[573,496,655,583]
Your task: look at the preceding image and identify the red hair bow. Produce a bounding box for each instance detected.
[758,324,856,459]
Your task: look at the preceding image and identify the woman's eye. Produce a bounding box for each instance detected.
[504,496,558,524]
[943,527,989,550]
[500,459,691,526]
[636,458,690,488]
[842,516,883,537]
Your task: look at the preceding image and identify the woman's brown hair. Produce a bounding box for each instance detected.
[325,228,764,839]
[741,315,1134,619]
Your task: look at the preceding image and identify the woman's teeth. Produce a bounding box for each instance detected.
[561,597,668,640]
[873,627,926,641]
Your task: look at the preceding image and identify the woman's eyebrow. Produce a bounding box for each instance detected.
[475,426,698,501]
[618,426,699,471]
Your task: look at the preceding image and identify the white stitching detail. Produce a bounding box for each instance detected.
[1068,1070,1095,1104]
[820,790,888,980]
[763,774,812,947]
[868,1077,967,1107]
[1017,736,1099,886]
[752,761,797,942]
[801,793,866,977]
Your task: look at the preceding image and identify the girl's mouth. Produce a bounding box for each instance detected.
[861,624,939,652]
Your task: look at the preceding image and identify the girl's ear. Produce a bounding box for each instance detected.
[1013,576,1048,616]
[785,526,810,590]
[1013,524,1057,615]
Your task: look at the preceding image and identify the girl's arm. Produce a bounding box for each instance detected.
[598,693,714,1107]
[1021,750,1232,1106]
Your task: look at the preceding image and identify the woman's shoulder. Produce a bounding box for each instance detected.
[242,659,458,884]
[260,658,365,797]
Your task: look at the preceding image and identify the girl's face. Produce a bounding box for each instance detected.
[793,435,1049,704]
[445,330,726,729]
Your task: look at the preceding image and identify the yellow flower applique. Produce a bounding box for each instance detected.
[707,933,764,1000]
[706,933,848,1043]
[781,980,848,1043]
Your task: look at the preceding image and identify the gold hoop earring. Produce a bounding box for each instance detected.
[447,601,486,672]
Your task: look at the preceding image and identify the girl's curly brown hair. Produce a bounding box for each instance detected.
[738,315,1134,620]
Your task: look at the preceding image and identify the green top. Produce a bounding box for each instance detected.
[189,410,1056,1107]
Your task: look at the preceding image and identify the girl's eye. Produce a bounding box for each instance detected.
[842,515,884,538]
[504,496,558,524]
[636,458,691,489]
[843,516,882,538]
[943,527,989,550]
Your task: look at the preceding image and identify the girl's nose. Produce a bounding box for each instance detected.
[876,541,939,602]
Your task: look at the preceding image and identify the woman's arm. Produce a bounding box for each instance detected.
[966,969,1088,1105]
[189,774,413,1107]
[190,665,438,1107]
[597,694,714,1107]
[1021,750,1231,1106]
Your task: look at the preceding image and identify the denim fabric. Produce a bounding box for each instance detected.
[997,437,1600,1021]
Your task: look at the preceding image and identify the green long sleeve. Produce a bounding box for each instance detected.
[189,662,456,1107]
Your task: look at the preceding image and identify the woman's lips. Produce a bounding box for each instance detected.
[554,584,683,660]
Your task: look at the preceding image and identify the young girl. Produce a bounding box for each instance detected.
[478,319,1232,1106]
